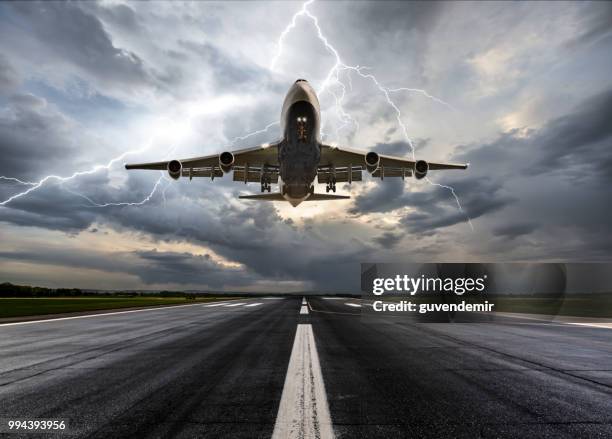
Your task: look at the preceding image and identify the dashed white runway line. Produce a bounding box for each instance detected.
[345,303,361,308]
[0,301,212,327]
[203,302,230,307]
[272,324,334,439]
[300,306,309,315]
[302,297,307,305]
[223,303,246,307]
[245,303,264,307]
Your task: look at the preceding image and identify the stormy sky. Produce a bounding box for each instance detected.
[0,1,611,292]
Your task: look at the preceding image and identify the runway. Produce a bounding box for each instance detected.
[1,297,611,438]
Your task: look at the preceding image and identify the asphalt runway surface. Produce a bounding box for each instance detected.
[1,296,611,438]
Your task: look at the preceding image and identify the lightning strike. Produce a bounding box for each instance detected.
[0,176,37,185]
[62,176,164,208]
[271,0,472,229]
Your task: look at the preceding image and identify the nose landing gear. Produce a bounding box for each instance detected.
[260,174,271,192]
[325,177,337,193]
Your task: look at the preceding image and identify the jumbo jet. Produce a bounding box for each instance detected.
[125,79,468,206]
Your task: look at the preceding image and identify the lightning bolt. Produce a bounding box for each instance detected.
[229,121,280,145]
[0,144,156,207]
[0,176,37,185]
[61,176,164,208]
[0,107,279,208]
[271,0,473,229]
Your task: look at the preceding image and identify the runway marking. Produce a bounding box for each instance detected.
[245,303,264,307]
[223,303,246,307]
[345,303,361,308]
[322,297,344,300]
[569,322,612,329]
[272,324,334,439]
[203,302,230,307]
[300,306,309,315]
[262,297,285,300]
[0,302,217,327]
[302,297,307,305]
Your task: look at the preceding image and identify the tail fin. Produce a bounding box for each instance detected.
[306,193,350,201]
[239,193,350,201]
[239,193,285,201]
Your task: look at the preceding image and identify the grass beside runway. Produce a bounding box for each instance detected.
[0,296,241,319]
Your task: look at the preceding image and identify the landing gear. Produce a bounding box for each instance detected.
[260,174,271,192]
[325,177,337,193]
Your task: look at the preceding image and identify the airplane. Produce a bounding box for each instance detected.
[125,79,468,207]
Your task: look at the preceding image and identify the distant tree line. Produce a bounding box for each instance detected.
[0,282,202,298]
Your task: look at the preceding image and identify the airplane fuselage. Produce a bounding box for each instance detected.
[278,79,322,206]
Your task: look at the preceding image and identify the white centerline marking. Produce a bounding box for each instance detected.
[300,306,309,315]
[272,324,334,439]
[302,297,307,305]
[345,303,361,308]
[245,303,263,307]
[224,303,246,307]
[203,302,230,307]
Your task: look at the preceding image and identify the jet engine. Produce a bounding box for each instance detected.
[414,160,428,180]
[365,152,380,173]
[167,160,182,180]
[219,151,235,173]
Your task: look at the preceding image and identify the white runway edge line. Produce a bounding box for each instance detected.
[245,303,264,307]
[223,303,246,307]
[0,301,212,327]
[345,303,361,308]
[272,324,334,439]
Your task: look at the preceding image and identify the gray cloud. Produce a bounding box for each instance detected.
[5,2,154,91]
[493,222,537,239]
[0,53,19,93]
[373,231,403,249]
[0,94,76,179]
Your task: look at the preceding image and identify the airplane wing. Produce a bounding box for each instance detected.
[125,142,281,182]
[318,144,468,182]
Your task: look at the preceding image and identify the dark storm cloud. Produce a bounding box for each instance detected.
[398,177,514,234]
[0,247,256,289]
[2,1,612,291]
[6,2,152,88]
[457,88,612,182]
[349,174,513,234]
[373,231,403,249]
[348,179,405,215]
[493,222,537,239]
[129,250,252,288]
[534,90,612,179]
[0,93,76,179]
